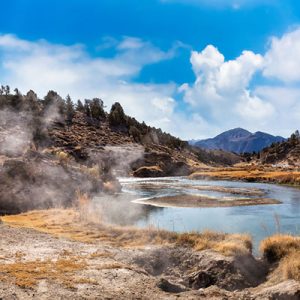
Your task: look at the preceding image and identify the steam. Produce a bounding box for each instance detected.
[0,109,33,156]
[103,145,144,176]
[0,91,154,228]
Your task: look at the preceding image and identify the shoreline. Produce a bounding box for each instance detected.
[189,166,300,188]
[133,194,281,208]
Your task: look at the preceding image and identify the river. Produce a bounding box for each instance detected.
[118,176,300,252]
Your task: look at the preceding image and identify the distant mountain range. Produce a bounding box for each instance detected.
[190,128,286,154]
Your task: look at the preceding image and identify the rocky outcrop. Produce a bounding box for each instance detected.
[254,280,300,299]
[132,247,267,292]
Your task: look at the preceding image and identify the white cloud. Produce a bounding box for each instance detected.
[263,28,300,82]
[180,45,269,124]
[0,34,213,140]
[1,29,300,140]
[254,86,300,136]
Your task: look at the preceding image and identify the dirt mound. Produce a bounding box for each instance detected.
[131,247,267,292]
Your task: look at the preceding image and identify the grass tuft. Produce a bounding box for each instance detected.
[260,234,300,263]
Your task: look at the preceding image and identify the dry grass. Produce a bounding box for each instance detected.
[0,258,86,288]
[79,164,101,179]
[55,150,71,165]
[75,191,91,222]
[1,209,252,257]
[190,166,300,185]
[278,251,300,281]
[260,234,300,263]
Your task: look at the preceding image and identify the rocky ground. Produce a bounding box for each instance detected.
[0,211,299,300]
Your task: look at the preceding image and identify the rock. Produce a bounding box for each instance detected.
[254,280,300,300]
[133,166,164,177]
[132,247,267,293]
[156,278,187,293]
[188,271,215,289]
[185,250,267,291]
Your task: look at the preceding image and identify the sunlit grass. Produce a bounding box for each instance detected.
[190,167,300,185]
[1,209,252,257]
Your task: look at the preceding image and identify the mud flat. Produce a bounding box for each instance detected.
[124,182,266,197]
[134,195,281,208]
[180,185,266,197]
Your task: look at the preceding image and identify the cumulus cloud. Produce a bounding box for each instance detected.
[263,28,300,82]
[179,45,271,127]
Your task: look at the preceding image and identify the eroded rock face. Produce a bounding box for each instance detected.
[132,151,192,177]
[254,280,300,300]
[131,247,267,292]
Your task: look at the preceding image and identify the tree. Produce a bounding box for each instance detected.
[11,88,23,110]
[108,102,126,126]
[76,99,85,112]
[5,85,10,96]
[65,95,75,124]
[25,90,40,112]
[43,90,66,115]
[90,98,105,119]
[84,99,91,117]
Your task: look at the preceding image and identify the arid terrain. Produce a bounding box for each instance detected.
[1,209,300,299]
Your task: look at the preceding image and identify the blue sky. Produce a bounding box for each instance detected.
[1,0,300,139]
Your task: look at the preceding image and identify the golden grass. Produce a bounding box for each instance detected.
[190,167,300,185]
[260,234,300,262]
[79,164,101,179]
[0,258,86,288]
[75,191,91,222]
[1,209,252,257]
[55,151,71,165]
[278,251,300,281]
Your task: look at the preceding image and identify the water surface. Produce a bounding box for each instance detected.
[118,176,300,251]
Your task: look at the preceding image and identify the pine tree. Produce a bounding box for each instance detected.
[65,95,75,124]
[108,102,126,126]
[90,98,106,119]
[76,99,85,112]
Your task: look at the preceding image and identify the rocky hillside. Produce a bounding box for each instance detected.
[258,131,300,167]
[192,128,285,154]
[0,87,242,178]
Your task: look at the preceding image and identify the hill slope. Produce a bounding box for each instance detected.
[0,88,242,181]
[192,128,285,154]
[258,132,300,167]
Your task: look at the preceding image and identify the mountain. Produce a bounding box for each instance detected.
[191,128,285,154]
